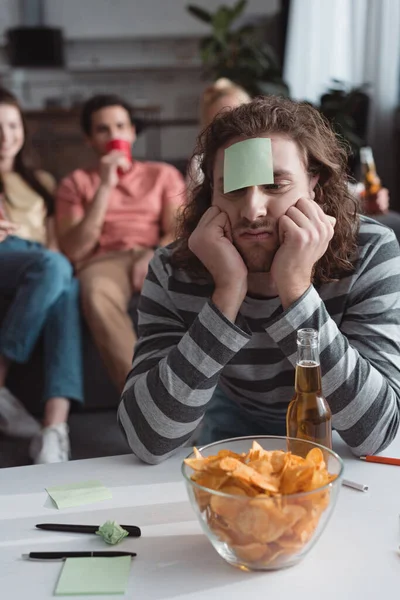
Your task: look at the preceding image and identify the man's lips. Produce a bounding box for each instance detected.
[238,229,275,240]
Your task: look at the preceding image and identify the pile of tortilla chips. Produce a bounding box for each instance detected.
[184,441,337,567]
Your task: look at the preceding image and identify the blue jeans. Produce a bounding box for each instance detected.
[197,386,286,446]
[0,236,83,404]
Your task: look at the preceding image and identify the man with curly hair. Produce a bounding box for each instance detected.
[118,96,400,464]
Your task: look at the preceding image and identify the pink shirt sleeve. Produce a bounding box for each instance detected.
[55,172,86,228]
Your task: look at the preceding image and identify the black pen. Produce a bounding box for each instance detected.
[36,523,141,537]
[22,551,137,561]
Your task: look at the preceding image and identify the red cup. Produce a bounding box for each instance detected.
[105,139,132,176]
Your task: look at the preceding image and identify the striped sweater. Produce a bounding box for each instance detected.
[119,217,400,463]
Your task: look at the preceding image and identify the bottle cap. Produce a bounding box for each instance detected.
[297,328,318,346]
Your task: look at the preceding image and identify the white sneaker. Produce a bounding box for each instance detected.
[30,422,70,464]
[0,387,41,438]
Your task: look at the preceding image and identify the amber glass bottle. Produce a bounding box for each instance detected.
[360,146,382,214]
[286,328,332,450]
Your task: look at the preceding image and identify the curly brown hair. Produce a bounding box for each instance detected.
[173,95,359,284]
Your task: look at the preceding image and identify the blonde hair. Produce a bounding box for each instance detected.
[200,78,251,127]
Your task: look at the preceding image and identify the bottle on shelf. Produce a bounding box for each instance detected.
[359,146,382,214]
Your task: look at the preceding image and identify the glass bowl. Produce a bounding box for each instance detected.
[181,435,344,571]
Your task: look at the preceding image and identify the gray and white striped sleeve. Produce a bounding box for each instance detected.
[118,251,251,464]
[266,227,400,456]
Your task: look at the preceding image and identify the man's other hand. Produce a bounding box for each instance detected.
[99,150,131,188]
[272,197,335,309]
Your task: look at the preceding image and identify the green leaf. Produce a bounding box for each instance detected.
[235,24,254,37]
[199,35,215,50]
[232,0,247,20]
[200,39,221,65]
[212,7,233,32]
[187,5,212,23]
[189,0,289,94]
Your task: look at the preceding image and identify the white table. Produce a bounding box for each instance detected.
[1,435,399,600]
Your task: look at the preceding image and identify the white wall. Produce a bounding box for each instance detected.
[0,0,19,42]
[44,0,280,39]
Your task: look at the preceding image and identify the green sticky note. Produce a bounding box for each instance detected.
[46,480,112,509]
[55,557,132,596]
[224,137,274,193]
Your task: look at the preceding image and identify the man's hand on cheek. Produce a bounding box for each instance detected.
[270,197,335,309]
[188,206,248,321]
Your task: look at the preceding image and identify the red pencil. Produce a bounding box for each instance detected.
[360,455,400,466]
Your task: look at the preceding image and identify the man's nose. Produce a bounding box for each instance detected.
[110,128,122,140]
[239,186,269,222]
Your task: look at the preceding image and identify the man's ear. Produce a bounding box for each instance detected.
[309,174,319,199]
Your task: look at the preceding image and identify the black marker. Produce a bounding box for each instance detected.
[22,551,136,561]
[36,523,141,537]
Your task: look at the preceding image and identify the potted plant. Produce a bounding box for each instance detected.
[319,80,370,175]
[187,0,289,97]
[320,81,369,143]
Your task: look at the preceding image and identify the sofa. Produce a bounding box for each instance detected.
[0,296,140,468]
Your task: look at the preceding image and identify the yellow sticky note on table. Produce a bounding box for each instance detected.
[224,137,274,193]
[46,480,112,509]
[55,557,132,596]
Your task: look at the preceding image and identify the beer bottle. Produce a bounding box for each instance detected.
[286,328,332,449]
[359,146,382,214]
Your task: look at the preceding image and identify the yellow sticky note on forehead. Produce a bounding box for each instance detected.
[224,138,274,193]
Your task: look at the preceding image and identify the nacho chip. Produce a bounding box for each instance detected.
[280,464,314,494]
[185,441,336,567]
[262,543,286,566]
[218,457,280,493]
[275,531,306,551]
[210,485,246,521]
[236,499,289,543]
[305,447,325,469]
[231,542,267,563]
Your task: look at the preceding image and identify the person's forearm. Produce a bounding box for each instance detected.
[59,183,112,262]
[212,286,246,323]
[46,217,59,251]
[266,285,400,456]
[278,283,311,311]
[118,300,250,464]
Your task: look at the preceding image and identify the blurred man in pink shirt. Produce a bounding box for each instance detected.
[56,94,185,391]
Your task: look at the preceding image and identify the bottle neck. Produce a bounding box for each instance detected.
[295,343,322,394]
[297,342,320,365]
[360,147,377,176]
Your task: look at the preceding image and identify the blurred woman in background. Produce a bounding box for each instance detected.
[187,78,251,191]
[199,78,251,129]
[0,87,83,463]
